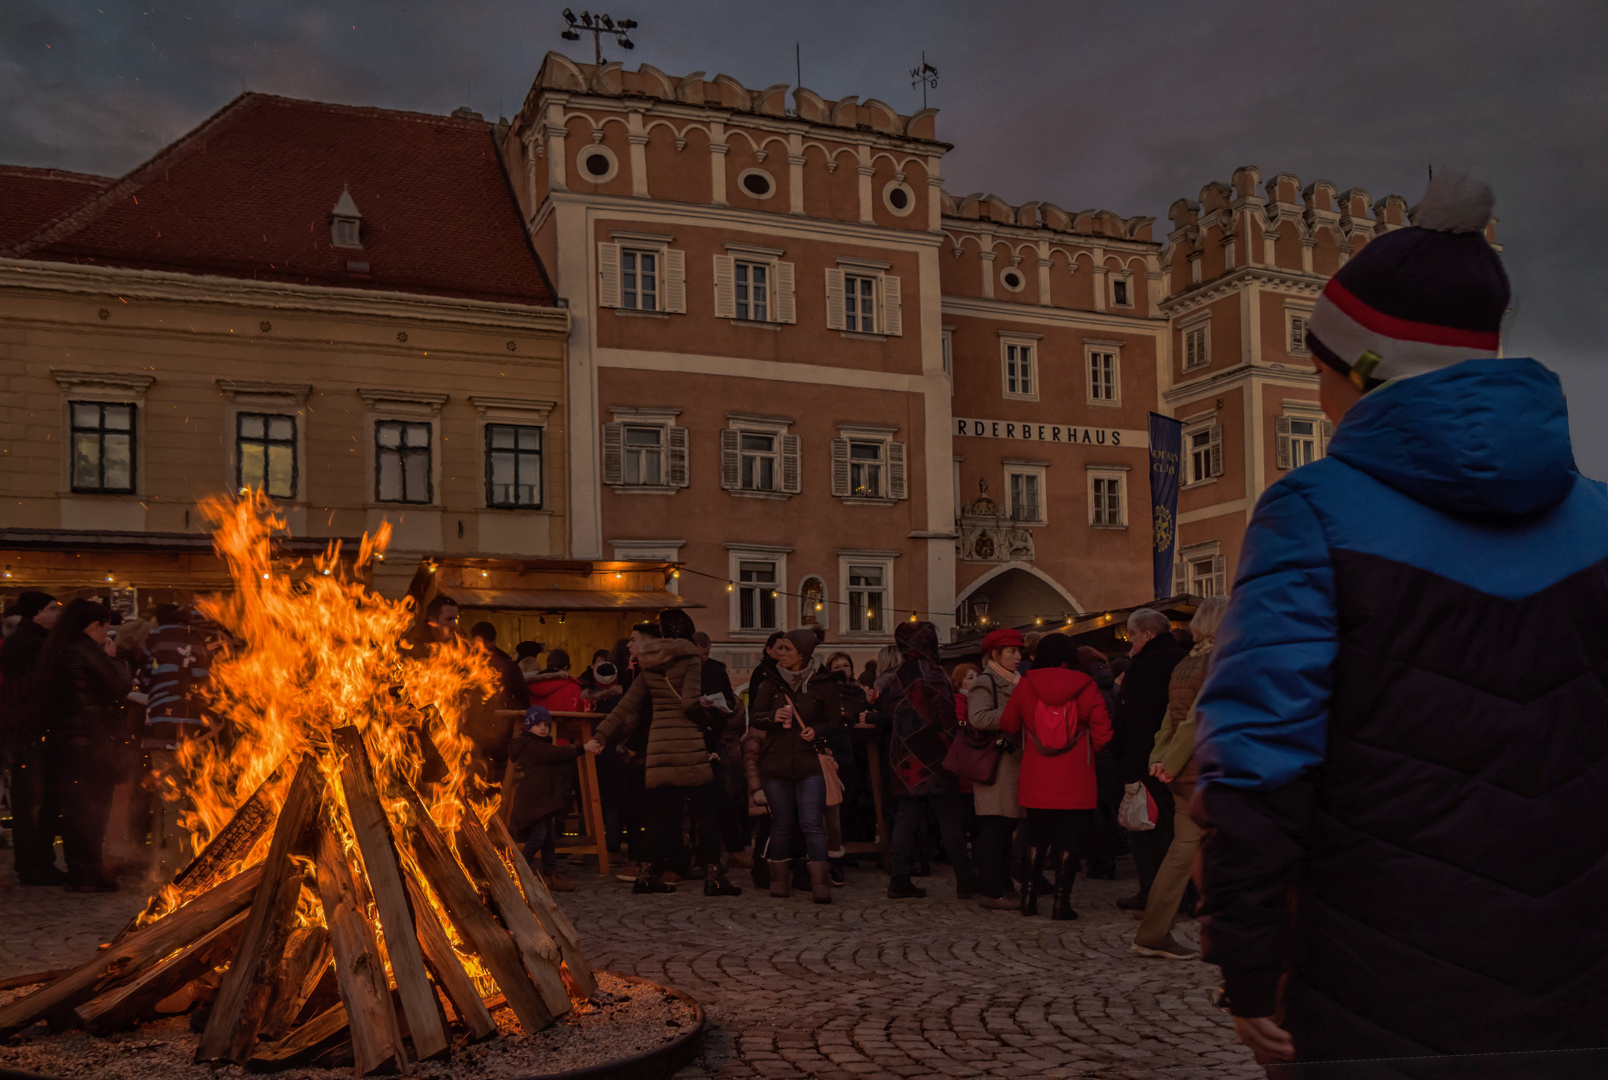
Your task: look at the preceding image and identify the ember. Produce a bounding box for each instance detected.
[0,494,595,1074]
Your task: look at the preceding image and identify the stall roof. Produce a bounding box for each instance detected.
[449,588,702,612]
[0,528,362,555]
[940,594,1205,661]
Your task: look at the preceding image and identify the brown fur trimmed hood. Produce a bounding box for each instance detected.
[636,636,702,673]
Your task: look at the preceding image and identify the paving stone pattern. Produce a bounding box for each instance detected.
[0,847,1261,1079]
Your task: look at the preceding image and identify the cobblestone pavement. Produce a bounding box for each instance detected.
[0,847,1261,1079]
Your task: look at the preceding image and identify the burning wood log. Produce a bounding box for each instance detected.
[171,759,288,896]
[74,910,249,1035]
[313,825,410,1077]
[247,1001,350,1073]
[399,783,554,1034]
[332,726,450,1062]
[485,813,597,998]
[197,755,323,1065]
[457,812,572,1017]
[261,925,332,1041]
[404,875,497,1041]
[0,863,265,1039]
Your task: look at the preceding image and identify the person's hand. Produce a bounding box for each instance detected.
[798,726,815,742]
[1149,762,1174,784]
[753,790,767,806]
[1232,1015,1294,1064]
[776,705,795,728]
[865,688,879,703]
[858,710,870,724]
[584,739,603,756]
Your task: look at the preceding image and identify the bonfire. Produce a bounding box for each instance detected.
[0,494,594,1074]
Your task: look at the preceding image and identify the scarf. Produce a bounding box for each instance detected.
[778,655,821,694]
[1189,638,1214,659]
[985,659,1021,688]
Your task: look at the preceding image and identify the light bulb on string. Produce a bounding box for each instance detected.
[726,583,734,592]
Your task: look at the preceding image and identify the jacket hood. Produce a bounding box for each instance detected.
[1327,358,1577,519]
[1025,667,1094,706]
[637,636,702,672]
[895,621,940,665]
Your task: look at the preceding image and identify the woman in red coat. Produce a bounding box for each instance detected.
[998,633,1112,920]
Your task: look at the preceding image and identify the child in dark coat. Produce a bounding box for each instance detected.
[507,705,583,890]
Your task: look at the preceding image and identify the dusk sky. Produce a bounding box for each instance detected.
[6,0,1604,475]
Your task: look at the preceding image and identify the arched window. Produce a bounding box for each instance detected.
[799,575,828,630]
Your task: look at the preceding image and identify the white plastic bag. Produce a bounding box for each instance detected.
[1118,781,1157,831]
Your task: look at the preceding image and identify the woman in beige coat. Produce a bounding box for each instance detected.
[966,628,1026,909]
[1132,596,1227,958]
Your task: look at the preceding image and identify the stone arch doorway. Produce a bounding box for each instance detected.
[956,563,1079,629]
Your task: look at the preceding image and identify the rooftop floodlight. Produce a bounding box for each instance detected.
[559,8,637,63]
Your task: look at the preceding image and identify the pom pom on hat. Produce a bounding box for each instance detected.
[1414,170,1495,234]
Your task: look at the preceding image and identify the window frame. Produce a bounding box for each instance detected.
[373,418,435,505]
[728,545,790,637]
[843,272,877,334]
[603,406,687,493]
[1084,340,1123,407]
[1180,315,1211,372]
[1002,461,1048,527]
[624,424,667,487]
[837,551,898,641]
[737,429,781,493]
[483,422,544,509]
[1181,414,1223,487]
[941,326,955,391]
[235,411,298,500]
[619,246,661,312]
[1085,464,1130,529]
[847,438,887,500]
[68,400,138,495]
[1286,304,1314,357]
[358,388,446,510]
[1000,333,1042,402]
[1177,541,1227,598]
[1110,272,1134,309]
[734,258,771,322]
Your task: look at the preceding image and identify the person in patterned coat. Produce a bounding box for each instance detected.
[882,620,978,900]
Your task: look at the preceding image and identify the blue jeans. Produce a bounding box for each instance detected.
[520,814,558,873]
[761,775,829,863]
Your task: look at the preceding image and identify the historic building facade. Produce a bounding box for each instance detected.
[0,96,571,607]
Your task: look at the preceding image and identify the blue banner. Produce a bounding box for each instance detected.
[1148,412,1183,599]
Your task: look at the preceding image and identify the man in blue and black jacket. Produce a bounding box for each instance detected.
[1194,172,1608,1072]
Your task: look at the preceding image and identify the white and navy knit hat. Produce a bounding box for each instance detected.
[1307,171,1509,389]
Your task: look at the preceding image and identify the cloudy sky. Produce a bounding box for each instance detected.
[6,0,1605,473]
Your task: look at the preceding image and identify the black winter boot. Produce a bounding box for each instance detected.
[704,863,743,897]
[632,871,675,894]
[1020,846,1047,916]
[1051,849,1079,921]
[887,875,927,899]
[955,872,982,900]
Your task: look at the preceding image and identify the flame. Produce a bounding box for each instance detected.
[148,492,499,924]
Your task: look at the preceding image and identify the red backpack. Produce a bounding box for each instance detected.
[1026,695,1084,757]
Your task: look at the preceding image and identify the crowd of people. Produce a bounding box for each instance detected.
[0,582,1225,969]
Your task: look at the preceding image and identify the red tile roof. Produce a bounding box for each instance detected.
[5,94,555,307]
[0,166,111,248]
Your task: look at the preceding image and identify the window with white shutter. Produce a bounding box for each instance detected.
[887,441,907,501]
[774,261,797,323]
[598,242,622,308]
[712,254,737,319]
[1208,422,1224,478]
[667,426,690,488]
[723,416,795,497]
[1288,311,1311,355]
[662,248,686,313]
[844,273,876,333]
[781,434,801,494]
[824,269,847,330]
[719,428,741,491]
[1183,419,1223,485]
[601,422,624,485]
[881,274,902,337]
[1183,324,1210,371]
[1181,543,1225,597]
[830,437,851,497]
[1173,559,1188,597]
[1277,411,1324,471]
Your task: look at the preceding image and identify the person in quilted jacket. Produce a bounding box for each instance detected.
[883,620,978,901]
[1193,173,1608,1071]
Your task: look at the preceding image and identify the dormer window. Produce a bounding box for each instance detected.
[330,186,363,249]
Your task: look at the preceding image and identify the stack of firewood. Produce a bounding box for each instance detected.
[0,726,594,1075]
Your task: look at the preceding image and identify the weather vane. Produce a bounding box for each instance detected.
[910,51,939,109]
[561,9,638,66]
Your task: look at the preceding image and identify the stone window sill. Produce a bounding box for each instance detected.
[728,489,792,501]
[613,308,670,319]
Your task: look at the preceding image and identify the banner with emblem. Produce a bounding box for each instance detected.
[1148,412,1183,600]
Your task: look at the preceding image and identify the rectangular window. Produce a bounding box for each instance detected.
[1188,427,1213,485]
[1089,351,1116,402]
[1092,476,1123,526]
[735,261,769,322]
[848,563,886,634]
[844,273,876,333]
[849,440,884,498]
[237,412,296,499]
[1009,472,1040,523]
[1288,417,1319,468]
[485,423,543,508]
[375,420,432,503]
[621,249,659,311]
[1112,278,1130,306]
[739,431,778,491]
[623,425,664,486]
[1184,326,1209,370]
[738,560,779,631]
[70,401,136,494]
[1289,313,1309,354]
[1189,557,1218,597]
[1005,342,1035,397]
